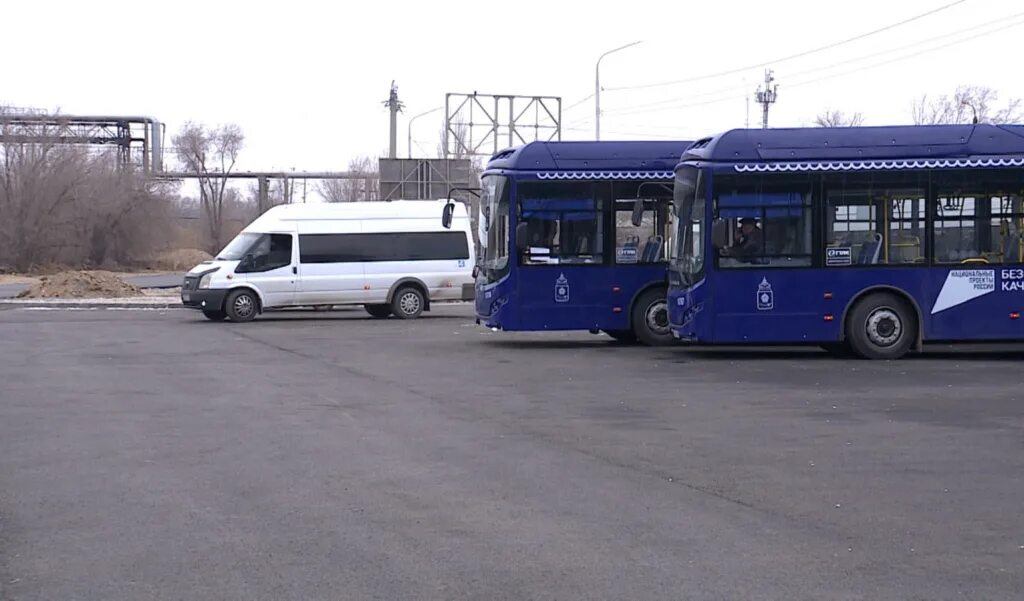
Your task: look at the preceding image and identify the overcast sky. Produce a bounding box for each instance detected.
[3,0,1022,172]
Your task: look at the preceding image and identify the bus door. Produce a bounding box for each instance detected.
[513,182,613,331]
[609,189,675,323]
[928,182,1024,340]
[707,176,822,343]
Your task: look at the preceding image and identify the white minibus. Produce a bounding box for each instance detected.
[181,200,475,322]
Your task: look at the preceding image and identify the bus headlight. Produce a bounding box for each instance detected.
[198,272,215,289]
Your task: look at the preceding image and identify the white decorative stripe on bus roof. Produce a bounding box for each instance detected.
[536,171,675,180]
[733,157,1024,173]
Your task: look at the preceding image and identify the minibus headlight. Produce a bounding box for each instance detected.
[198,272,215,289]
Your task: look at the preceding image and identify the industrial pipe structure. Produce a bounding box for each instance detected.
[0,113,163,172]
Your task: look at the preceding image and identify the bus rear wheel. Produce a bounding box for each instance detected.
[846,292,916,360]
[632,289,673,346]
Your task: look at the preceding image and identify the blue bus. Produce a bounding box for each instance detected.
[444,140,691,345]
[668,124,1024,359]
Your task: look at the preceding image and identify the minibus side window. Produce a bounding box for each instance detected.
[247,234,293,271]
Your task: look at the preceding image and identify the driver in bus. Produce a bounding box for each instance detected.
[721,217,763,262]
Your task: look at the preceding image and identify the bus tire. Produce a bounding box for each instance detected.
[605,330,638,344]
[391,286,425,319]
[631,288,673,346]
[202,309,227,321]
[225,289,259,323]
[364,304,392,318]
[846,292,916,360]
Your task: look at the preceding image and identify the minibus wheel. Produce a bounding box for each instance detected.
[632,289,673,346]
[846,292,916,360]
[391,286,425,319]
[365,304,393,318]
[225,289,259,322]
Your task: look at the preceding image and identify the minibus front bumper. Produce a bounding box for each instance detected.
[180,288,229,311]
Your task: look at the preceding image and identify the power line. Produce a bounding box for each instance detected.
[605,9,1024,116]
[603,12,1024,119]
[563,93,595,113]
[563,126,698,139]
[785,16,1024,92]
[604,0,969,93]
[564,1,976,127]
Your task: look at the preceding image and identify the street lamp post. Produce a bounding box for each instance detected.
[595,40,641,140]
[408,107,443,159]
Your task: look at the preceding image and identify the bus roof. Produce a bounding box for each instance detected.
[486,140,691,173]
[682,124,1024,164]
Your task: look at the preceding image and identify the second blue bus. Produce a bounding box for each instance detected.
[446,140,691,345]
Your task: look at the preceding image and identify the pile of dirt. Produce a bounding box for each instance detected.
[150,249,213,271]
[16,270,143,299]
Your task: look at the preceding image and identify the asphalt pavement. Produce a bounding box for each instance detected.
[1,305,1022,600]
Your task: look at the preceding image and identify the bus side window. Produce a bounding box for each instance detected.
[614,197,670,264]
[714,174,813,268]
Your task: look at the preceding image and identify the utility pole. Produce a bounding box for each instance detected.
[755,69,778,129]
[257,175,268,213]
[384,81,404,159]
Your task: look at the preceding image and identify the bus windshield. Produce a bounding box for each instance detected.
[672,166,704,284]
[479,174,510,281]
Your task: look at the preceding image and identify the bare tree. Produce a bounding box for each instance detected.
[1,109,176,271]
[172,122,244,253]
[912,85,1023,125]
[814,110,865,127]
[316,155,378,202]
[437,120,473,159]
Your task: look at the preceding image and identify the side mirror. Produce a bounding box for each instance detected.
[631,198,645,227]
[238,253,255,272]
[711,218,729,249]
[515,222,530,251]
[441,202,455,229]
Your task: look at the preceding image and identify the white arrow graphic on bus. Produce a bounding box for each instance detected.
[931,269,995,315]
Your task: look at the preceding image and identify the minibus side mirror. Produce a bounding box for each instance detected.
[238,253,255,272]
[441,202,455,229]
[711,218,729,249]
[631,198,645,227]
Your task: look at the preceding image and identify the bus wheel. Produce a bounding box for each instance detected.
[846,293,916,360]
[605,330,638,344]
[364,304,392,318]
[632,289,673,346]
[225,289,259,323]
[391,286,425,319]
